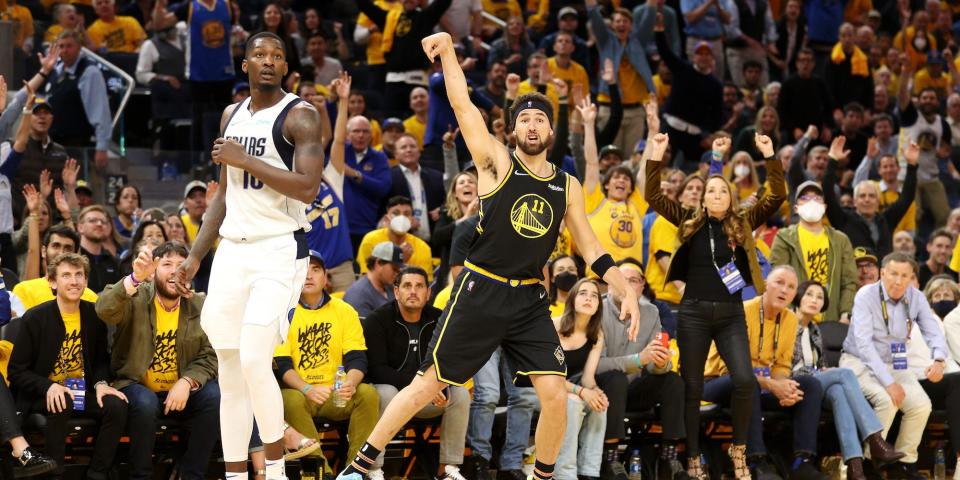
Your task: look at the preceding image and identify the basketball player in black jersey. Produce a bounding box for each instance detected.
[337,31,642,480]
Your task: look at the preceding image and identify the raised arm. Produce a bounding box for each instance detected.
[422,33,506,176]
[823,136,852,229]
[745,133,786,228]
[579,97,600,193]
[356,0,388,29]
[644,133,686,225]
[881,142,919,227]
[329,72,351,176]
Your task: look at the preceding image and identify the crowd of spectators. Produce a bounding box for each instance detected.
[6,0,960,479]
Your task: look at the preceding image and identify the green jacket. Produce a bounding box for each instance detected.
[769,224,858,322]
[95,279,217,390]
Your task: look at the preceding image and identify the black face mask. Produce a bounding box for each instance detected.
[554,272,578,292]
[933,300,958,319]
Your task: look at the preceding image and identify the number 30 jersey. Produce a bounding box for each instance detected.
[466,153,569,280]
[220,93,311,242]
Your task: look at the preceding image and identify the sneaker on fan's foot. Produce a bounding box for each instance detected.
[470,455,494,480]
[436,465,468,480]
[12,448,57,478]
[366,469,385,480]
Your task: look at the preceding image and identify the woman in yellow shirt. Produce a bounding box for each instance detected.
[645,173,704,305]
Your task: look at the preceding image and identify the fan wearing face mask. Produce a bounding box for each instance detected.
[770,181,859,323]
[548,255,580,319]
[357,196,435,282]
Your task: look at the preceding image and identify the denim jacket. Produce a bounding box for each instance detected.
[587,5,655,100]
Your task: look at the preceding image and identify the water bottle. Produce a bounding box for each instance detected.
[160,160,177,181]
[934,444,946,480]
[333,366,347,408]
[628,450,642,480]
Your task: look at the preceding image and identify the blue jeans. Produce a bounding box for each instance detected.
[467,347,539,470]
[703,373,823,457]
[121,380,221,480]
[555,397,606,480]
[816,368,884,461]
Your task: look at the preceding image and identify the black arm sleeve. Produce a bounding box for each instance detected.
[597,83,624,148]
[549,103,570,168]
[343,350,368,375]
[356,0,388,29]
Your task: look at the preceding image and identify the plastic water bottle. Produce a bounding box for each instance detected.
[333,366,347,407]
[160,160,177,181]
[934,444,946,480]
[628,450,642,480]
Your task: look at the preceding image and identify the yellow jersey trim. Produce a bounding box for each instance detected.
[514,370,567,383]
[431,272,472,387]
[464,260,540,287]
[480,164,513,200]
[515,152,557,181]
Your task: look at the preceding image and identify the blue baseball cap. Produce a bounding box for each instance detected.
[308,249,325,268]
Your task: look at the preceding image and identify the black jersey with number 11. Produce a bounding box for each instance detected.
[466,153,569,280]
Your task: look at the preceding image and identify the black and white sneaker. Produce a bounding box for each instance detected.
[436,465,468,480]
[12,448,57,478]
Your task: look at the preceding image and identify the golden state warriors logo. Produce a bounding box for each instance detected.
[510,194,553,238]
[202,20,226,48]
[609,213,637,248]
[396,17,412,37]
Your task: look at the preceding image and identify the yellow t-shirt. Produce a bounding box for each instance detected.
[797,224,831,288]
[517,80,560,120]
[551,228,573,260]
[357,228,434,281]
[879,188,917,233]
[370,119,382,151]
[598,58,650,105]
[893,27,936,72]
[12,277,98,314]
[142,297,179,392]
[274,297,366,387]
[951,236,960,271]
[704,297,798,378]
[482,0,521,27]
[49,310,83,383]
[547,57,590,103]
[87,15,146,53]
[584,185,644,270]
[433,285,452,310]
[549,301,565,318]
[653,74,671,105]
[645,215,681,304]
[181,214,200,244]
[913,68,953,99]
[2,3,34,47]
[358,0,403,65]
[403,115,427,148]
[44,24,63,45]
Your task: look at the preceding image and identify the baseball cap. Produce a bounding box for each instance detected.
[854,247,879,266]
[232,82,250,96]
[183,180,207,198]
[558,6,578,20]
[75,179,93,195]
[382,117,405,132]
[31,98,53,114]
[694,41,713,55]
[307,249,326,268]
[371,241,404,265]
[867,9,881,19]
[599,144,624,160]
[795,180,824,201]
[927,50,945,65]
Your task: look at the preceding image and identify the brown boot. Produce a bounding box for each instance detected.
[866,432,905,467]
[846,458,866,480]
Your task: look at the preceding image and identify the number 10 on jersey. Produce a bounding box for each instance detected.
[243,171,264,190]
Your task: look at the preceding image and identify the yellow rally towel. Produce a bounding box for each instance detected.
[831,43,869,77]
[380,8,403,54]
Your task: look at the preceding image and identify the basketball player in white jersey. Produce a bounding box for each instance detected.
[172,31,325,480]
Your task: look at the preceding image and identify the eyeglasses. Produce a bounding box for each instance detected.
[798,193,822,202]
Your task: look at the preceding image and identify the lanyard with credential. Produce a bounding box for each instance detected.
[707,221,737,271]
[756,302,782,366]
[878,287,912,339]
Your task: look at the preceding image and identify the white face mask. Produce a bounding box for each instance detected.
[797,201,826,223]
[389,214,411,234]
[734,164,751,178]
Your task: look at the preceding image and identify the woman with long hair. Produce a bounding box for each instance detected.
[646,173,704,305]
[119,220,169,276]
[725,151,762,203]
[732,106,781,163]
[548,255,580,318]
[488,16,536,76]
[113,184,142,244]
[645,132,786,479]
[431,171,479,289]
[792,281,903,480]
[165,212,189,246]
[254,3,301,84]
[553,278,608,480]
